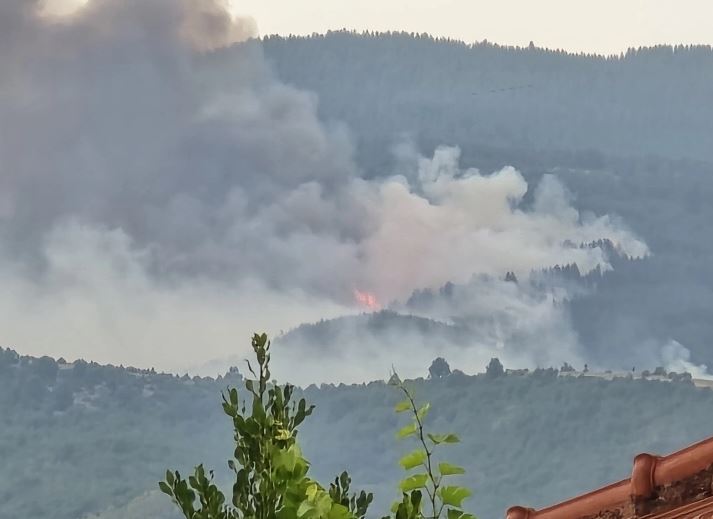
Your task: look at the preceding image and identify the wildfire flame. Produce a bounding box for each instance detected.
[353,289,381,311]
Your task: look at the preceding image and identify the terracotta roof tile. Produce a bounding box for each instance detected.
[506,435,713,519]
[642,495,713,518]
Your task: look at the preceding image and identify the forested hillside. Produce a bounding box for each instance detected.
[3,348,713,519]
[260,33,713,371]
[262,32,713,164]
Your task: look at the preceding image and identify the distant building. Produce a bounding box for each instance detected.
[507,435,713,518]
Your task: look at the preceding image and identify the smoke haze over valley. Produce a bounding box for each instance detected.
[0,0,674,384]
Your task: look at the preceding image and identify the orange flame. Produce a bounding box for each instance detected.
[353,289,381,311]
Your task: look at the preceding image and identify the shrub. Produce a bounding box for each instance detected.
[160,333,475,519]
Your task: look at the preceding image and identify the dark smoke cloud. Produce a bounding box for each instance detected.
[0,0,649,381]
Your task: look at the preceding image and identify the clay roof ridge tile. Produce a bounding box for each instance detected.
[506,434,713,519]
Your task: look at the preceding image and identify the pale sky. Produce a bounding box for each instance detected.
[229,0,713,55]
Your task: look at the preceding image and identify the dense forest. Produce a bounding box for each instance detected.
[260,32,713,371]
[262,31,713,164]
[2,348,713,519]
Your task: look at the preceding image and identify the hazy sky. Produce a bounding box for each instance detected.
[228,0,713,55]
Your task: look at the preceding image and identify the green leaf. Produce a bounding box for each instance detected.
[399,473,428,492]
[305,482,319,501]
[158,481,172,496]
[396,422,418,439]
[399,449,427,470]
[277,508,299,519]
[427,433,460,445]
[316,494,333,517]
[394,400,411,413]
[328,503,352,519]
[439,462,466,476]
[438,486,472,507]
[447,510,464,519]
[297,500,314,518]
[275,428,292,440]
[416,402,430,421]
[252,397,266,420]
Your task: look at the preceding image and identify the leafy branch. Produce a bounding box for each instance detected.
[159,333,367,519]
[159,333,475,519]
[391,374,475,519]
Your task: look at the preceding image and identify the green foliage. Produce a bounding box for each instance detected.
[389,491,423,519]
[159,336,475,519]
[328,472,373,519]
[5,344,713,519]
[390,377,475,519]
[159,334,360,519]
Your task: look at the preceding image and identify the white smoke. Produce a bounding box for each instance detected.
[661,339,712,379]
[354,146,647,302]
[0,221,352,371]
[0,0,649,383]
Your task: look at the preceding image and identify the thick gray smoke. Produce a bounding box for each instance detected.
[0,0,650,382]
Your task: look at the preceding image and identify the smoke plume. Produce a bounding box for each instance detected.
[0,0,649,383]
